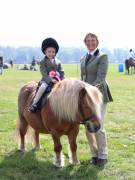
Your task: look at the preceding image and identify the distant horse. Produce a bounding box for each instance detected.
[16,79,102,167]
[125,58,135,74]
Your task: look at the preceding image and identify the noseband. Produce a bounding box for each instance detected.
[79,114,96,125]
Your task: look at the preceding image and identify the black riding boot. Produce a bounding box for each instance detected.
[28,104,38,113]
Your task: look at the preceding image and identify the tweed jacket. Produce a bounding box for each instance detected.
[40,56,64,84]
[80,50,113,102]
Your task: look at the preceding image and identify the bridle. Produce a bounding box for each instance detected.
[79,100,96,125]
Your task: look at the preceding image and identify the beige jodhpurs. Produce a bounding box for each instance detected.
[86,103,108,159]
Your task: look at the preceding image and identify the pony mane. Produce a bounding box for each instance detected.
[48,79,102,122]
[84,84,102,121]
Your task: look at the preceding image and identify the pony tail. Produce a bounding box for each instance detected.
[14,115,35,150]
[14,119,21,145]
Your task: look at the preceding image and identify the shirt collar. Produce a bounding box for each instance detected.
[45,56,55,63]
[50,58,55,63]
[88,48,98,56]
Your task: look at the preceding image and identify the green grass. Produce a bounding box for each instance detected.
[0,64,135,180]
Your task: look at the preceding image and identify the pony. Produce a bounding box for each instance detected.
[16,79,102,167]
[125,58,135,75]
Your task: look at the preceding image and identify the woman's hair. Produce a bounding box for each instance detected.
[84,33,99,44]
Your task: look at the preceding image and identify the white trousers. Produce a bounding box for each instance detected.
[32,82,48,105]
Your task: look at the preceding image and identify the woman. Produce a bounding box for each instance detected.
[80,33,113,167]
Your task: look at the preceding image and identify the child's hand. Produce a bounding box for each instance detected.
[52,79,57,83]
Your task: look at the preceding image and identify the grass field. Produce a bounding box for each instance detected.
[0,64,135,180]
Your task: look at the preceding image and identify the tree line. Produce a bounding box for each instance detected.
[0,46,130,64]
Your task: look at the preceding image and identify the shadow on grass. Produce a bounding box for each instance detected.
[0,150,103,180]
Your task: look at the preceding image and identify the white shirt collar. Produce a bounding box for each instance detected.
[88,48,98,56]
[50,58,55,64]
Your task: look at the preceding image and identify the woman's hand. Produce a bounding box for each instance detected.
[95,84,101,88]
[95,84,101,90]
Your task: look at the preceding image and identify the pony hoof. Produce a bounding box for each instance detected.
[69,160,80,165]
[53,162,64,168]
[32,145,41,151]
[18,149,25,153]
[53,154,65,168]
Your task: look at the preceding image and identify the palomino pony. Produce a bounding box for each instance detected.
[16,79,102,167]
[125,58,135,74]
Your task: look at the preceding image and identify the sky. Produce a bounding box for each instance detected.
[0,0,135,49]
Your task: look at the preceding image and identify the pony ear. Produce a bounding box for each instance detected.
[79,88,86,98]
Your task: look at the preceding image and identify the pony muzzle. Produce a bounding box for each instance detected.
[84,120,101,133]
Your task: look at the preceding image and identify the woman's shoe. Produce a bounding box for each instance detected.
[97,159,107,167]
[90,157,98,165]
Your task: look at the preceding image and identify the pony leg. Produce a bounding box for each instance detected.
[68,130,80,165]
[18,115,28,152]
[128,68,129,75]
[33,131,40,151]
[52,135,64,168]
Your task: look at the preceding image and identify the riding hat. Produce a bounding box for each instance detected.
[41,38,59,54]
